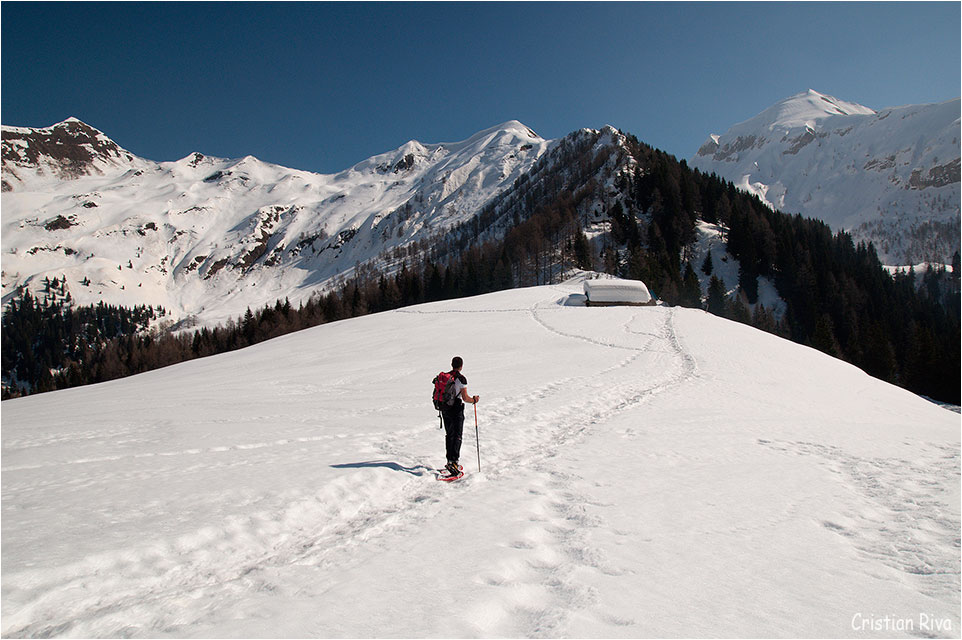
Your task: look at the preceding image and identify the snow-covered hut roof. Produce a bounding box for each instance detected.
[583,278,653,306]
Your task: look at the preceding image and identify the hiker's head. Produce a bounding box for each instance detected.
[451,356,463,371]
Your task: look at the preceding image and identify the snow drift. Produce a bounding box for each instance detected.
[1,279,959,637]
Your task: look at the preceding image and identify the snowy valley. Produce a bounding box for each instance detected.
[2,279,959,637]
[691,90,961,266]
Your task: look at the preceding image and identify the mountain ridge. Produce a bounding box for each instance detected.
[4,118,958,405]
[1,118,556,328]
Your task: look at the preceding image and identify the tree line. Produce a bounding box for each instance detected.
[2,287,161,396]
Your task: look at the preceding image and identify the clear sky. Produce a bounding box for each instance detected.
[2,2,959,174]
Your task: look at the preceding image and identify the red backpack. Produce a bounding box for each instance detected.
[432,371,460,411]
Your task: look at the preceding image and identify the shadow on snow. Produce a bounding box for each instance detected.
[329,461,433,476]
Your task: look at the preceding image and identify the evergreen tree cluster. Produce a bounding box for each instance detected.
[609,137,960,403]
[728,207,959,402]
[2,287,160,396]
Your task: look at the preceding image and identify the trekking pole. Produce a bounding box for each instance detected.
[474,402,481,473]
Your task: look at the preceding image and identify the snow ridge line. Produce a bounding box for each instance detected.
[394,307,533,315]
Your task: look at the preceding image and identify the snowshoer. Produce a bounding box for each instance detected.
[437,356,479,477]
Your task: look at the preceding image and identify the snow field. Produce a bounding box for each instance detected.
[2,280,959,637]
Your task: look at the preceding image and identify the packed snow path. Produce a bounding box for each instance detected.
[2,282,959,638]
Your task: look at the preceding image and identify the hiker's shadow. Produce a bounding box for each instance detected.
[330,461,432,476]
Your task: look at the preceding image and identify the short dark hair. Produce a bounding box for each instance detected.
[451,356,463,369]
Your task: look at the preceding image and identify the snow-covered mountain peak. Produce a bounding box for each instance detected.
[691,91,960,265]
[2,117,121,151]
[176,151,219,169]
[718,90,877,140]
[767,89,876,128]
[397,139,429,156]
[2,117,140,191]
[3,117,97,136]
[468,119,541,140]
[438,120,543,154]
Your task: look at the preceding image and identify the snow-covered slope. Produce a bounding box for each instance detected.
[1,119,550,327]
[2,279,958,637]
[691,90,961,265]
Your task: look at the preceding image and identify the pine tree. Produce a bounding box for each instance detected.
[701,249,713,276]
[680,263,702,308]
[242,307,256,344]
[707,276,727,315]
[573,230,592,270]
[812,314,841,357]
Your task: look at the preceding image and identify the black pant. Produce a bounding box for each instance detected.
[441,404,464,463]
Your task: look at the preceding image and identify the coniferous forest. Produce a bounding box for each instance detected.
[3,131,959,404]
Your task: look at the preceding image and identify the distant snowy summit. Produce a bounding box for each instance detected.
[1,118,142,190]
[691,89,961,265]
[698,90,876,144]
[1,117,552,327]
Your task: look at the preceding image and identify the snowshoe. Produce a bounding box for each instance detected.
[437,469,464,482]
[437,462,464,482]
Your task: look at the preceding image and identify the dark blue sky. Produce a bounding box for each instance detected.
[2,2,959,174]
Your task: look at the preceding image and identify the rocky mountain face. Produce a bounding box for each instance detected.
[1,119,555,328]
[1,118,141,190]
[690,90,960,265]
